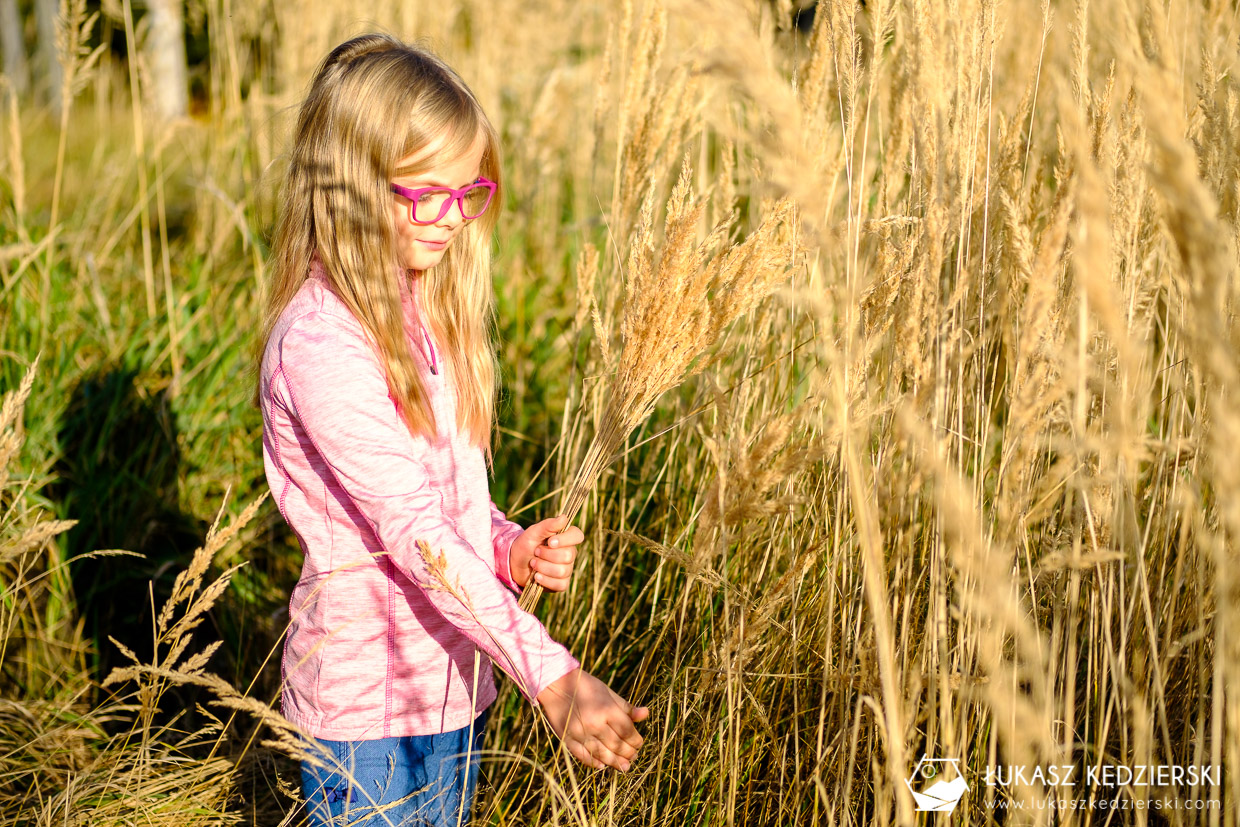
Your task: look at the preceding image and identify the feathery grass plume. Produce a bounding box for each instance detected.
[593,0,707,248]
[49,0,106,229]
[0,356,38,480]
[0,358,240,824]
[672,0,828,228]
[683,399,829,698]
[691,385,831,569]
[105,492,264,694]
[409,538,538,704]
[0,421,93,818]
[0,356,86,697]
[90,492,336,822]
[520,157,797,611]
[994,166,1074,532]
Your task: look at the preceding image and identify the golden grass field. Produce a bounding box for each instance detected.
[1,0,1238,824]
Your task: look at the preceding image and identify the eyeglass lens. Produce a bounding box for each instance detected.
[414,185,492,223]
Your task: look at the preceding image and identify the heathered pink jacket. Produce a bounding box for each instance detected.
[259,264,579,740]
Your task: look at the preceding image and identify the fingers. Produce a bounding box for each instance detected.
[544,524,583,554]
[596,689,645,764]
[565,739,606,771]
[529,551,575,590]
[572,735,633,772]
[531,549,576,576]
[532,571,569,591]
[539,515,571,537]
[549,670,650,772]
[542,675,632,765]
[530,529,580,591]
[606,718,643,762]
[607,689,649,753]
[533,543,577,565]
[589,736,634,772]
[611,714,644,751]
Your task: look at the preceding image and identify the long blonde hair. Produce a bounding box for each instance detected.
[257,34,502,454]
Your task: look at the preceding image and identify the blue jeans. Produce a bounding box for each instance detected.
[301,708,489,827]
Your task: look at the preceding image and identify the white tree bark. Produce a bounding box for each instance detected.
[0,0,29,95]
[34,0,62,112]
[144,0,187,120]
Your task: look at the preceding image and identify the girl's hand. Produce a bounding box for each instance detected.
[510,516,582,591]
[536,667,650,772]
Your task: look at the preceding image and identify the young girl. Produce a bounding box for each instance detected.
[257,34,649,826]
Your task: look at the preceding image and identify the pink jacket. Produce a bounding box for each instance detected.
[259,265,579,740]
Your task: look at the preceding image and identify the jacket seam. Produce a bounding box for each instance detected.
[268,379,293,520]
[385,561,395,737]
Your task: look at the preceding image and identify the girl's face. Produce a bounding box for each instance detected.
[390,132,487,274]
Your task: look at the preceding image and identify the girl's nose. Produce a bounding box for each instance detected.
[437,196,467,227]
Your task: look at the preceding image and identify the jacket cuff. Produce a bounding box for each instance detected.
[494,521,524,593]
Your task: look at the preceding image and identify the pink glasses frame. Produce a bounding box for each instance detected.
[389,177,497,225]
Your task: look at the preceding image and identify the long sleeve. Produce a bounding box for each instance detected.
[489,500,524,592]
[274,311,578,703]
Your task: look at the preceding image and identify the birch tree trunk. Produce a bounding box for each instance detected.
[145,0,187,120]
[34,0,62,113]
[0,0,29,95]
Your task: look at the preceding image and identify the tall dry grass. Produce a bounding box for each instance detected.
[0,359,300,824]
[1,0,1237,824]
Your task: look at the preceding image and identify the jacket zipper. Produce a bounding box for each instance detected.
[422,328,438,375]
[410,289,438,375]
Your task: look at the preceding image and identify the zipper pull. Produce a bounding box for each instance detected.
[424,329,438,375]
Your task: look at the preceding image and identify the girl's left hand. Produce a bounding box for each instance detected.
[510,516,581,591]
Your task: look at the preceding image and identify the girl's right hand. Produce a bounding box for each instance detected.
[535,667,650,772]
[509,516,582,591]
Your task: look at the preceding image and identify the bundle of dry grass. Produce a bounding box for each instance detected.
[519,159,798,611]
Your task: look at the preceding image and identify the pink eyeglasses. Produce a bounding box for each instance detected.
[390,178,497,225]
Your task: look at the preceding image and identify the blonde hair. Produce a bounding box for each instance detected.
[257,33,502,454]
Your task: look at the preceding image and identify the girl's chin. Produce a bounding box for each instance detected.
[398,249,448,271]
